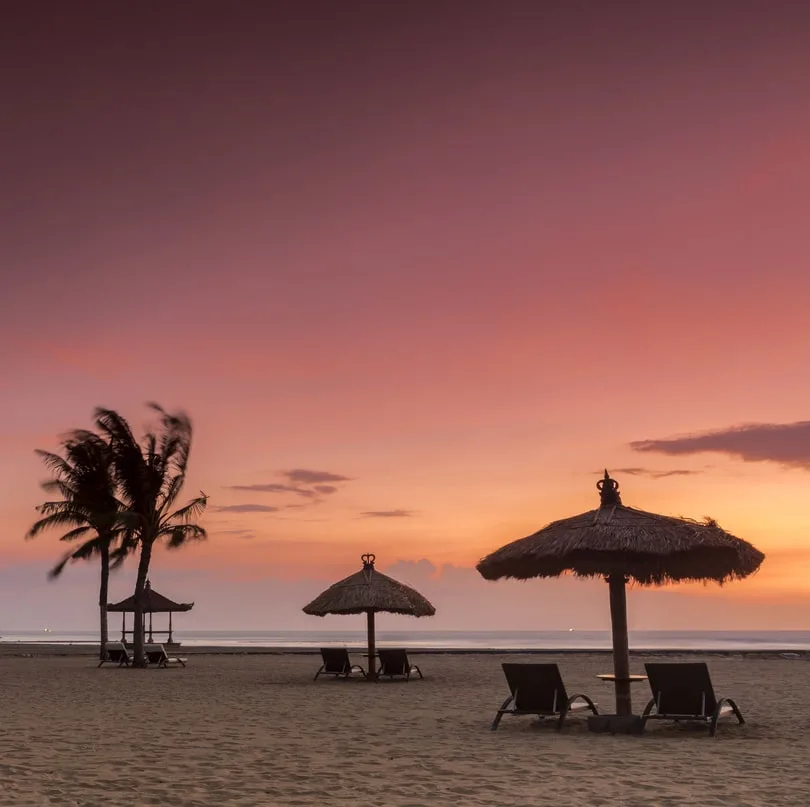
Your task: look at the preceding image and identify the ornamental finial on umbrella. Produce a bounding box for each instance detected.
[361,553,376,570]
[597,470,622,507]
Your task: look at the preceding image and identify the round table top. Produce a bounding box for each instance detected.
[596,673,648,682]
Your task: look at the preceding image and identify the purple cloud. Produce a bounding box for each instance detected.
[630,421,810,470]
[283,469,352,484]
[598,467,702,479]
[215,504,279,513]
[360,509,414,518]
[226,483,319,498]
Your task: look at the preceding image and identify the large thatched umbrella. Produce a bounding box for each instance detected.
[303,553,436,679]
[477,471,765,716]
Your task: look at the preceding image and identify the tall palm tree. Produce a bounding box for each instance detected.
[95,404,207,668]
[27,430,126,660]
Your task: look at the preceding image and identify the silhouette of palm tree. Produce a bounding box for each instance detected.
[28,430,128,660]
[94,404,207,668]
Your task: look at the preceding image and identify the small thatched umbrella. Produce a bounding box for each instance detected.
[477,471,765,716]
[303,553,436,679]
[107,580,194,645]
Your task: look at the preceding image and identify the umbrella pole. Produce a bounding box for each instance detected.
[367,609,377,681]
[607,575,632,716]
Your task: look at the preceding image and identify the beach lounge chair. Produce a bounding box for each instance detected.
[98,641,133,668]
[491,663,598,731]
[144,643,187,668]
[377,648,424,681]
[313,648,367,681]
[641,662,745,736]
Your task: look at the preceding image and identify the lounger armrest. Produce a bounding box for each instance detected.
[715,697,745,723]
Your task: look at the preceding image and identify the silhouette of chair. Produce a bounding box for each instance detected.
[313,648,366,681]
[491,663,598,730]
[144,643,187,668]
[377,648,423,681]
[98,641,133,668]
[641,662,745,736]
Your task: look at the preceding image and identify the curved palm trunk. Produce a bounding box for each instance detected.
[131,540,153,669]
[98,544,110,661]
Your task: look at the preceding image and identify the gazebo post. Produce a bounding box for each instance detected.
[121,612,126,642]
[367,609,377,680]
[148,611,153,643]
[607,574,632,716]
[168,612,173,644]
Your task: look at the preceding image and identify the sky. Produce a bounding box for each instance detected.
[2,1,810,633]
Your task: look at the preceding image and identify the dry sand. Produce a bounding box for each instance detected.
[0,649,807,807]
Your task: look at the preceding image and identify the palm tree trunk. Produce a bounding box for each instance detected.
[131,539,153,669]
[98,543,110,661]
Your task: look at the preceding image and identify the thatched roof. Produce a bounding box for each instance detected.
[303,554,436,617]
[107,581,194,613]
[477,472,765,585]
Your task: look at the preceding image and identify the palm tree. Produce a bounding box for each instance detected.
[27,430,126,660]
[94,403,207,668]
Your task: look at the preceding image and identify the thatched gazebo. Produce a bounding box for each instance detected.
[477,471,764,717]
[303,553,436,679]
[107,580,193,645]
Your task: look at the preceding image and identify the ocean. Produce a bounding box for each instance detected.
[3,629,810,651]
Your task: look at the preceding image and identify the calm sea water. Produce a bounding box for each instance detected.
[3,629,810,650]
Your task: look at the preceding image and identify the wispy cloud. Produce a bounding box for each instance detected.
[283,469,352,485]
[597,467,702,479]
[215,504,279,513]
[226,483,319,499]
[630,421,810,470]
[313,484,338,495]
[223,470,351,505]
[219,529,256,539]
[360,509,415,518]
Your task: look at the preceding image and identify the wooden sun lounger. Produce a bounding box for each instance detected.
[313,648,366,681]
[641,662,745,736]
[377,648,423,681]
[98,641,133,668]
[144,644,187,668]
[492,663,598,731]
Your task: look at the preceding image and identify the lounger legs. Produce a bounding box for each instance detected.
[640,698,656,731]
[313,666,325,682]
[491,696,514,731]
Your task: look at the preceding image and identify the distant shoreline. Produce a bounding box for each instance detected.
[1,642,808,659]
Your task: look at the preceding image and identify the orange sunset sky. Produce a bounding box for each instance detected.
[2,1,810,632]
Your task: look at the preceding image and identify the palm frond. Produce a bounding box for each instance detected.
[34,450,78,483]
[160,474,185,514]
[40,479,80,500]
[163,523,207,548]
[58,525,94,543]
[165,493,208,524]
[26,509,89,538]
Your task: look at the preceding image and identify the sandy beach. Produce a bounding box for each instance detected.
[0,650,807,806]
